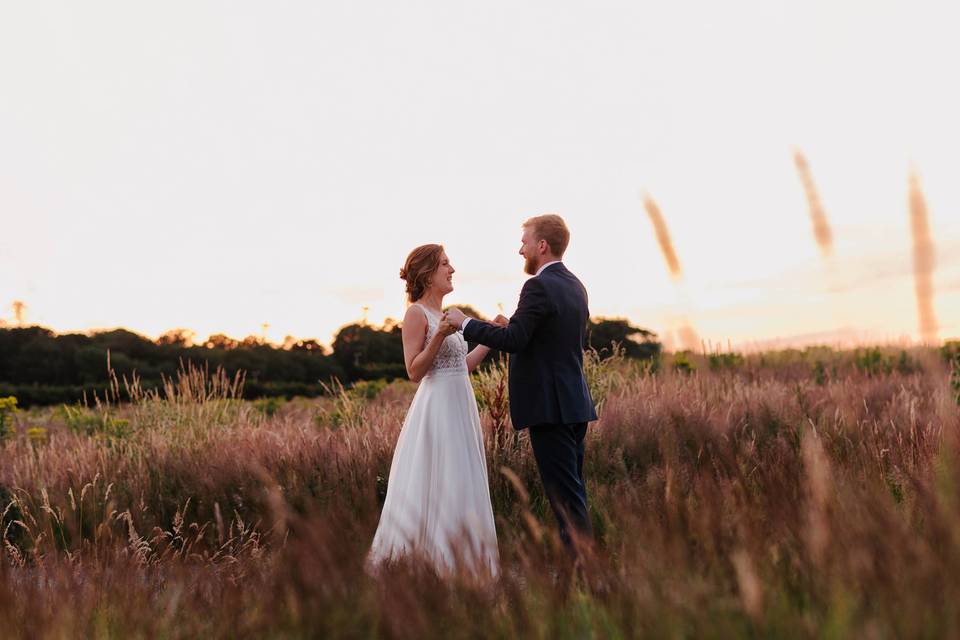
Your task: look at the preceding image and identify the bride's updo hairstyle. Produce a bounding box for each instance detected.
[400,244,444,303]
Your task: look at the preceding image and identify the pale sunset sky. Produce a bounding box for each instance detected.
[2,1,958,350]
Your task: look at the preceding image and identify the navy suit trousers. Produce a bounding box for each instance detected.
[527,422,593,550]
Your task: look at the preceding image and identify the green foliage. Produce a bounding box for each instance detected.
[26,426,48,445]
[813,360,828,386]
[850,348,921,377]
[316,379,368,429]
[0,325,344,407]
[356,362,409,379]
[672,350,696,374]
[708,350,744,371]
[253,396,284,417]
[854,347,894,376]
[0,382,112,407]
[940,341,960,406]
[0,395,17,439]
[584,344,628,417]
[60,405,133,440]
[349,379,387,401]
[588,318,661,360]
[331,322,404,381]
[941,340,960,363]
[951,360,960,407]
[315,378,388,429]
[896,350,918,375]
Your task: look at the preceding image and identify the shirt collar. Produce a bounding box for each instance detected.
[535,260,562,276]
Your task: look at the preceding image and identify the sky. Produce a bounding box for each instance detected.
[2,0,958,350]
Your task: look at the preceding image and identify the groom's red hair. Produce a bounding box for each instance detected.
[400,244,444,302]
[523,214,570,257]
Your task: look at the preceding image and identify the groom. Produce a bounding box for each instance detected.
[445,214,597,552]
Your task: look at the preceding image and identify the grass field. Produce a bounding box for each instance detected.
[2,346,960,638]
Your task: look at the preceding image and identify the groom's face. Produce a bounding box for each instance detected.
[520,228,543,275]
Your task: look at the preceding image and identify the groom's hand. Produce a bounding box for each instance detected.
[444,307,467,329]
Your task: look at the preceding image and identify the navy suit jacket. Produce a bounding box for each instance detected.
[463,263,598,430]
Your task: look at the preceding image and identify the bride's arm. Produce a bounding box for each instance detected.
[402,306,455,383]
[465,314,507,373]
[466,345,491,373]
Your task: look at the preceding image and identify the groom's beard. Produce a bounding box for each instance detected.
[524,256,538,275]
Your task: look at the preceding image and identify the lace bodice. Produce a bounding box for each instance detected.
[416,304,468,378]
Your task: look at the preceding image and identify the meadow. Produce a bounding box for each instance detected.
[2,344,960,638]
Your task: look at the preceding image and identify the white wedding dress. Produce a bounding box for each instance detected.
[368,303,499,576]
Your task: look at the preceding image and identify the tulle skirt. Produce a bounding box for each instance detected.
[368,371,499,576]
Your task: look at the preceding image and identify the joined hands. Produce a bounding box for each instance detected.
[443,307,467,328]
[436,317,459,337]
[441,308,509,330]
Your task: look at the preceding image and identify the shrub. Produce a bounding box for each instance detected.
[813,360,828,385]
[854,347,893,376]
[0,396,17,439]
[951,359,960,407]
[317,379,368,429]
[708,351,744,371]
[60,405,133,440]
[583,344,628,417]
[472,356,511,451]
[672,350,696,374]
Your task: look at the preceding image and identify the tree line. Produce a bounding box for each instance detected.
[0,311,660,407]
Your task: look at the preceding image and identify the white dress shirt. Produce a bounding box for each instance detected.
[460,261,562,331]
[535,260,561,276]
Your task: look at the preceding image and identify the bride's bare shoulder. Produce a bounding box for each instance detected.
[402,304,427,334]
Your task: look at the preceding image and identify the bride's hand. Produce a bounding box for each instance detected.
[436,317,458,337]
[493,314,509,327]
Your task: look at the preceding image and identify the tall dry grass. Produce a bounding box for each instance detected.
[909,171,939,345]
[2,349,959,637]
[793,149,833,257]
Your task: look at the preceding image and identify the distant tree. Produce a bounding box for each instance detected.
[0,324,347,405]
[74,345,110,383]
[588,318,661,360]
[241,335,265,348]
[0,327,64,383]
[157,328,196,347]
[204,334,240,350]
[222,347,269,380]
[332,322,405,380]
[90,329,157,361]
[289,338,326,353]
[12,331,64,383]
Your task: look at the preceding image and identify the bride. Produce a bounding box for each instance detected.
[368,244,501,575]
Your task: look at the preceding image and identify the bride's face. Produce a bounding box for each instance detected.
[428,252,455,295]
